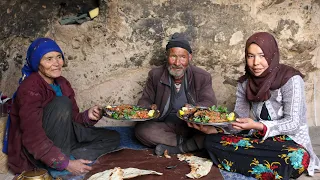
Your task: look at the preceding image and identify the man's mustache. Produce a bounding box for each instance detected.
[170,65,184,69]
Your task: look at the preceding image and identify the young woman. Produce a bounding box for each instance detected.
[188,32,319,179]
[8,38,120,175]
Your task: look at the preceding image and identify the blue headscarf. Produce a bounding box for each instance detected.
[2,38,64,154]
[20,38,65,83]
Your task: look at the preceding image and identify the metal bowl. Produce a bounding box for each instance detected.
[17,168,60,180]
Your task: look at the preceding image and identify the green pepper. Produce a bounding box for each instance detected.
[133,106,144,111]
[194,117,201,123]
[112,112,119,119]
[203,116,210,123]
[123,113,130,120]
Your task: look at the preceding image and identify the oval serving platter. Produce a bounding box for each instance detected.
[177,106,237,126]
[103,104,160,122]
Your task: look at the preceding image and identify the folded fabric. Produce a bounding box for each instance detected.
[59,13,90,25]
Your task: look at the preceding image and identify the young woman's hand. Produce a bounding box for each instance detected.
[88,105,102,121]
[231,118,264,131]
[66,159,92,175]
[187,122,218,134]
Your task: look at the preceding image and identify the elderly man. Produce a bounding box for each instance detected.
[135,32,217,155]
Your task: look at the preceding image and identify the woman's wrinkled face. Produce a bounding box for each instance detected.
[38,51,64,84]
[167,47,191,79]
[247,43,269,77]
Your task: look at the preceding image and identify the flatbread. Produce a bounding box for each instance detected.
[88,167,162,180]
[110,167,123,180]
[123,168,163,178]
[177,154,213,179]
[163,149,171,159]
[87,168,114,180]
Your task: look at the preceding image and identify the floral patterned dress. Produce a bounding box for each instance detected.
[204,129,310,180]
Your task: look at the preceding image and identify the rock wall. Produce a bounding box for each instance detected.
[1,0,320,126]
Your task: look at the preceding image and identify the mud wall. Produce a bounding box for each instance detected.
[1,0,320,126]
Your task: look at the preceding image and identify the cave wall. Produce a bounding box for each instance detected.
[1,0,320,126]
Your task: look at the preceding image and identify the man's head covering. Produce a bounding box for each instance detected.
[20,38,64,83]
[238,32,303,102]
[166,32,192,54]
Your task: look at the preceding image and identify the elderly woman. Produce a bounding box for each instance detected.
[8,38,120,175]
[188,32,319,179]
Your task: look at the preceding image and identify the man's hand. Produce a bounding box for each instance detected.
[231,118,264,131]
[184,104,194,108]
[187,122,218,134]
[150,104,157,110]
[66,159,92,175]
[88,105,102,121]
